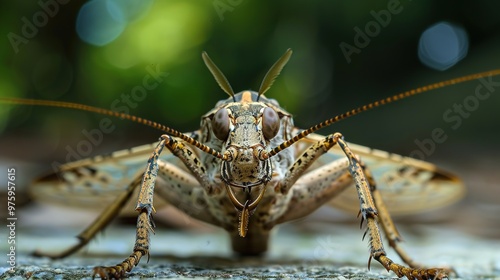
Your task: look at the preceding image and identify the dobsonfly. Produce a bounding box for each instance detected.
[2,49,500,280]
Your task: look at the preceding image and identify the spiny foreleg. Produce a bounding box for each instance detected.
[336,133,448,280]
[92,135,168,279]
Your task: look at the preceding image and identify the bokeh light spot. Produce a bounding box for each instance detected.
[103,1,211,69]
[105,0,153,23]
[76,0,126,46]
[418,22,469,71]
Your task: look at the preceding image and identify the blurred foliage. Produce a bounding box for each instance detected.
[1,0,500,160]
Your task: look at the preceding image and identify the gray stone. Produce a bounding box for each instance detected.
[2,222,499,279]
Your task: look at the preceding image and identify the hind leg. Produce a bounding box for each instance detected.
[33,174,142,259]
[274,132,449,280]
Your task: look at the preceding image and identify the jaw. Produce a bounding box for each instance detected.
[224,184,268,237]
[220,148,273,237]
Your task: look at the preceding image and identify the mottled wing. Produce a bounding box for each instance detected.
[297,132,465,215]
[29,134,197,214]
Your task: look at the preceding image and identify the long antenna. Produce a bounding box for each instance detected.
[266,69,500,158]
[0,98,227,160]
[3,57,499,161]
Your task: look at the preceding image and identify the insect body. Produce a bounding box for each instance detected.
[3,49,499,280]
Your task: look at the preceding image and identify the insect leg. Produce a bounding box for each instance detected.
[93,136,169,279]
[358,161,414,265]
[335,134,448,280]
[360,162,455,277]
[274,134,344,195]
[275,132,448,279]
[32,174,142,259]
[153,159,220,226]
[274,157,352,223]
[161,136,220,194]
[92,134,218,279]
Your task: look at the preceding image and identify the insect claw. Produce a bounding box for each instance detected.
[362,228,368,241]
[149,215,156,230]
[367,255,373,271]
[359,215,365,229]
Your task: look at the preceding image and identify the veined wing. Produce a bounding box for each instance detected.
[29,134,197,213]
[297,132,465,215]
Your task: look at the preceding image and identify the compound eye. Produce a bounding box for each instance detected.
[212,108,230,141]
[262,107,280,140]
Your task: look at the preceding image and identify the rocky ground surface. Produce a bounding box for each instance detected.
[2,217,499,280]
[2,149,500,279]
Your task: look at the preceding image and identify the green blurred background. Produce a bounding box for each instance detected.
[1,1,499,235]
[2,0,500,152]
